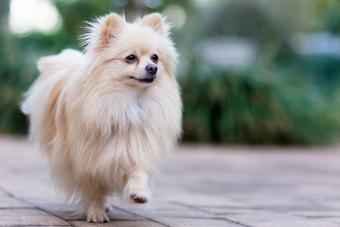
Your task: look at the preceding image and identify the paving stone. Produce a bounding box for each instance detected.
[72,220,164,227]
[108,208,146,221]
[224,210,339,227]
[0,208,70,225]
[155,217,244,227]
[163,192,240,207]
[119,205,215,219]
[0,190,29,208]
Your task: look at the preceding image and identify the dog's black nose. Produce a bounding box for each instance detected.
[145,64,158,75]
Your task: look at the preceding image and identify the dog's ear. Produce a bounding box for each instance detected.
[83,13,124,52]
[99,13,124,48]
[141,13,169,35]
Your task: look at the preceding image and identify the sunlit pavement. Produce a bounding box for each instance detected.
[1,137,340,226]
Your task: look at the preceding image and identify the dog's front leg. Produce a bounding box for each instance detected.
[81,183,110,223]
[124,168,150,203]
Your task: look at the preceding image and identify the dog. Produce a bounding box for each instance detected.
[21,12,182,223]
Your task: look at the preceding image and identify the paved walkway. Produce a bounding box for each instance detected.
[1,137,340,226]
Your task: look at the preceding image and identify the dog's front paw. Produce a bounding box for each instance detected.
[86,206,110,223]
[124,185,150,204]
[130,192,149,204]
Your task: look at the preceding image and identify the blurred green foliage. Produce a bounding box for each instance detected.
[181,58,340,144]
[1,0,340,145]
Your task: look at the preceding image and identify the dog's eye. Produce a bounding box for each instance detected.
[151,54,159,63]
[125,54,138,63]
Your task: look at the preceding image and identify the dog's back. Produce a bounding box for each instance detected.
[22,49,84,144]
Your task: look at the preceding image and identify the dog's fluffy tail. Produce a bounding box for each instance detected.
[22,49,84,115]
[37,49,84,77]
[21,49,84,141]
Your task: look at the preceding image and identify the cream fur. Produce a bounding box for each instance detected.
[21,13,181,223]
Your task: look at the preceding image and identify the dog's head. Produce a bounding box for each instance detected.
[82,13,177,87]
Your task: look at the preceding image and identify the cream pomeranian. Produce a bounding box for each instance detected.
[21,13,182,223]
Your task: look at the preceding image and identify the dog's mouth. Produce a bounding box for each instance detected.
[129,76,154,83]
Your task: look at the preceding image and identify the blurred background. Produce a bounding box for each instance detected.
[0,0,339,145]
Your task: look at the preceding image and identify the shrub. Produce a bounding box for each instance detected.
[180,58,340,145]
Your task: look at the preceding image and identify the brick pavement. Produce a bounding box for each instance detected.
[1,137,340,226]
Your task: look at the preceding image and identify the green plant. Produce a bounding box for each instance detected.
[180,58,340,144]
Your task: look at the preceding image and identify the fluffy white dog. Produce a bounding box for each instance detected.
[21,13,182,223]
